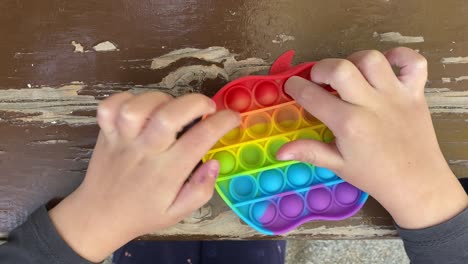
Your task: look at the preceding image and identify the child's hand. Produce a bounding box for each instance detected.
[278,47,467,230]
[49,92,240,262]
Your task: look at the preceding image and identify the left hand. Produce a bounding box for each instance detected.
[49,92,240,262]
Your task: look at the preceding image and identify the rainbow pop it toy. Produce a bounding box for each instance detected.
[203,51,368,235]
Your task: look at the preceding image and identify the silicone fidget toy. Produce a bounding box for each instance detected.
[202,51,368,235]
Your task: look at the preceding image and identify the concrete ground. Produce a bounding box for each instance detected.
[285,239,409,264]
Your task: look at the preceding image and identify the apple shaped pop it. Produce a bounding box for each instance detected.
[203,51,368,235]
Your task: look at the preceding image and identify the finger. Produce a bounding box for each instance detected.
[310,58,375,105]
[167,160,218,220]
[384,47,428,90]
[277,139,344,171]
[284,76,352,131]
[96,92,133,139]
[140,93,217,152]
[167,110,241,177]
[116,92,172,140]
[347,50,400,90]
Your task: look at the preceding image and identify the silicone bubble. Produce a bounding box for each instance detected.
[250,200,278,226]
[229,175,258,201]
[273,105,301,132]
[253,81,280,106]
[306,187,333,213]
[265,136,289,162]
[286,163,314,188]
[321,127,335,143]
[294,128,321,141]
[212,150,237,175]
[315,167,336,181]
[220,127,244,145]
[238,143,266,170]
[244,112,273,139]
[334,182,361,207]
[224,86,252,112]
[278,194,305,220]
[258,169,285,194]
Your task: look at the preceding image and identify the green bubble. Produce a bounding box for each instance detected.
[239,143,265,169]
[295,129,321,141]
[212,151,236,174]
[267,137,289,161]
[322,128,335,143]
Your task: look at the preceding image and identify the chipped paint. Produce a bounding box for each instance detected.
[71,41,84,53]
[0,84,97,124]
[30,139,69,145]
[151,65,228,90]
[0,47,466,125]
[449,160,468,167]
[374,32,424,43]
[441,56,468,64]
[0,47,269,125]
[151,47,231,69]
[150,46,268,75]
[425,88,468,113]
[442,77,452,83]
[441,76,468,83]
[151,209,395,238]
[93,41,118,52]
[1,85,467,125]
[455,76,468,82]
[272,34,296,44]
[149,46,269,90]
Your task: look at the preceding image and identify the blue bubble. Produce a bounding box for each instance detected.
[230,176,258,201]
[250,200,278,225]
[315,167,336,181]
[258,169,285,194]
[286,163,313,187]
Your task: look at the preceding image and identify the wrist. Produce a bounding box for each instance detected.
[376,170,467,230]
[49,187,134,262]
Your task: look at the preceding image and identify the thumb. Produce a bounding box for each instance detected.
[276,139,343,172]
[168,160,218,220]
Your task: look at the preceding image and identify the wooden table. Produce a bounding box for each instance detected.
[1,0,467,239]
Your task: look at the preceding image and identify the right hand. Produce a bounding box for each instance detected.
[278,47,468,229]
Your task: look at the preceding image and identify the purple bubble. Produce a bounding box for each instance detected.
[278,194,305,219]
[250,200,278,225]
[334,183,360,207]
[306,187,332,213]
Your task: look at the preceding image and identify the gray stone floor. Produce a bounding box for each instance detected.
[285,239,409,264]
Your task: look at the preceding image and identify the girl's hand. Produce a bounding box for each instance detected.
[278,47,467,230]
[49,92,240,262]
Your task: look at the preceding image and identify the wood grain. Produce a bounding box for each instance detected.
[1,0,467,238]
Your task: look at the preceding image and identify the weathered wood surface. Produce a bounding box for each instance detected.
[1,0,467,239]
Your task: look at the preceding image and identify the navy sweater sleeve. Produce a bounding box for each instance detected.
[0,206,91,264]
[397,208,468,264]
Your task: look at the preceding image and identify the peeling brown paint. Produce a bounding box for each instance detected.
[374,32,424,44]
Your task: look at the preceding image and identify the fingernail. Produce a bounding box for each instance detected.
[285,76,306,95]
[277,153,295,161]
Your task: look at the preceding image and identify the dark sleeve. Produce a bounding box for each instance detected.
[0,206,91,264]
[397,208,468,264]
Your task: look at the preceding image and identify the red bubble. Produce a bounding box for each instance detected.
[224,86,252,112]
[254,81,280,106]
